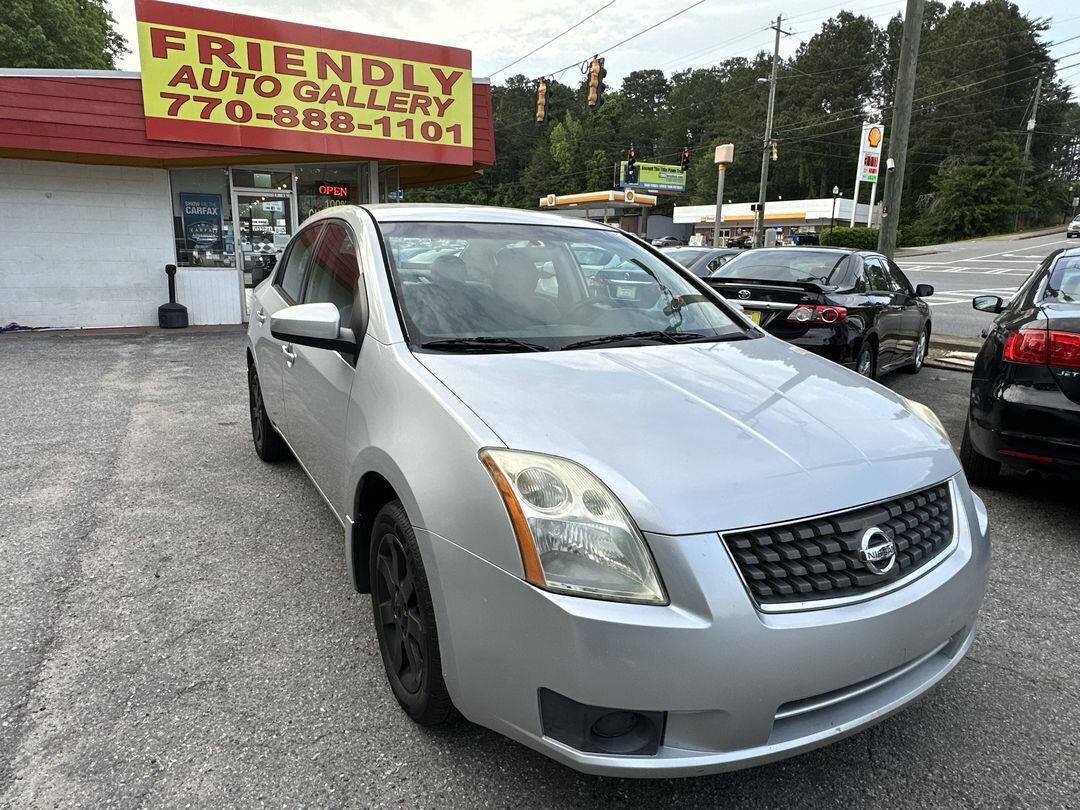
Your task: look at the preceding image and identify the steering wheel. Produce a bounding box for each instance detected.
[563,298,608,325]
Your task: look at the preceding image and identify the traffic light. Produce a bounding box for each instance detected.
[680,147,691,171]
[586,57,607,109]
[535,78,549,125]
[626,145,638,184]
[771,139,778,161]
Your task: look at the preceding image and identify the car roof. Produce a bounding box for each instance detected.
[360,203,611,229]
[747,246,858,255]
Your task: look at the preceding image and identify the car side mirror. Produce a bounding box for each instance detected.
[972,295,1004,314]
[270,302,357,354]
[915,283,934,297]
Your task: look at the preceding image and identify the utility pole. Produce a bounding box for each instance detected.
[1015,76,1042,231]
[876,0,924,260]
[754,15,788,248]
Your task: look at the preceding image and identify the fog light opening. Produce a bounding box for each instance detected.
[538,688,665,756]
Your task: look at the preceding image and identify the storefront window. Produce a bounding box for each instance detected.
[379,165,402,203]
[231,169,292,191]
[296,163,360,222]
[169,168,233,268]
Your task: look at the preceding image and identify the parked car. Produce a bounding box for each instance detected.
[725,233,753,248]
[790,231,820,246]
[1067,215,1080,238]
[705,247,933,378]
[660,246,743,276]
[246,204,988,777]
[650,235,683,247]
[962,247,1080,483]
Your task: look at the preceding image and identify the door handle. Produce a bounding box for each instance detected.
[282,344,296,365]
[256,309,267,324]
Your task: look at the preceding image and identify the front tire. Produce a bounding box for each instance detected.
[370,501,455,726]
[960,419,1001,486]
[248,362,288,462]
[903,326,930,374]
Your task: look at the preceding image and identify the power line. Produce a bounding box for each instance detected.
[538,0,711,78]
[488,0,619,78]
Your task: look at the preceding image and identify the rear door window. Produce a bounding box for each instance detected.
[277,225,322,303]
[863,257,892,292]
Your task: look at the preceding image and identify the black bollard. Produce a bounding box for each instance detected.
[158,264,189,328]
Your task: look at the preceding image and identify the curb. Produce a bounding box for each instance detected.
[930,336,983,353]
[0,323,246,339]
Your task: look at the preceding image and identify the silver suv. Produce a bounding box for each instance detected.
[246,204,989,777]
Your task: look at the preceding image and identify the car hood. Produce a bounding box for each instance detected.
[417,337,960,535]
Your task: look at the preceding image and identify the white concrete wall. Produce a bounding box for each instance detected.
[0,159,243,328]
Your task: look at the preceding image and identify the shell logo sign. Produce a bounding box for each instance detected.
[858,122,885,184]
[135,0,473,165]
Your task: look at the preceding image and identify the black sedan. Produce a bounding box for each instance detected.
[705,247,933,378]
[660,246,743,277]
[961,247,1080,483]
[725,234,753,248]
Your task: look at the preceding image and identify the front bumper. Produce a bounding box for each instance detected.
[418,482,990,777]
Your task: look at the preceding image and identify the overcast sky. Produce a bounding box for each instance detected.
[108,0,1080,93]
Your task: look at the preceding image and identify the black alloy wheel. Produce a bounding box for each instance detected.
[856,341,877,379]
[370,501,454,725]
[248,362,287,462]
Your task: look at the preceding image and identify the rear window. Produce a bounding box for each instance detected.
[718,249,850,284]
[1047,256,1080,303]
[664,249,706,266]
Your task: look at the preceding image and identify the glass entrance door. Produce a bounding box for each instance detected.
[234,191,294,288]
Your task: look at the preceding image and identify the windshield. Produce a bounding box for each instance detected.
[380,222,749,352]
[715,249,850,284]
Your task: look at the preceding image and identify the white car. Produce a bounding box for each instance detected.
[1067,216,1080,238]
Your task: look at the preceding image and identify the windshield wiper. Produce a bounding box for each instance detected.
[563,330,709,350]
[419,337,549,353]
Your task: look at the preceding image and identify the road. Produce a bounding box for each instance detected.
[1,331,1078,807]
[896,229,1074,341]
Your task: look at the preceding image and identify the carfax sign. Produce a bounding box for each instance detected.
[179,192,223,251]
[619,161,686,192]
[135,0,473,164]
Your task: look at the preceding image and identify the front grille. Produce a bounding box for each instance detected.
[723,482,954,609]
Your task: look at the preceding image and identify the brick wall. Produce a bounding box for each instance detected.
[0,158,194,328]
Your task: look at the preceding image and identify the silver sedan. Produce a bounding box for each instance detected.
[245,204,990,777]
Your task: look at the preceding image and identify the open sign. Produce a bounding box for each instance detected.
[317,183,350,197]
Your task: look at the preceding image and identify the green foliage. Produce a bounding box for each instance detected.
[914,138,1028,240]
[0,0,126,69]
[820,227,880,250]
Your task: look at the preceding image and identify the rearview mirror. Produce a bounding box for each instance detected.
[972,295,1004,314]
[915,283,934,297]
[270,302,357,354]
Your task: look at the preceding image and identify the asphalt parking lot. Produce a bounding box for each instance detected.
[2,329,1078,807]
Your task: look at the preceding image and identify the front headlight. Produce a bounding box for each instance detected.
[480,449,667,605]
[900,395,950,442]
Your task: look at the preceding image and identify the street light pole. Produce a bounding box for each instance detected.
[831,185,839,231]
[754,15,787,249]
[713,143,734,247]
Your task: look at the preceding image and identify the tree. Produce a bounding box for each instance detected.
[0,0,126,69]
[915,138,1028,239]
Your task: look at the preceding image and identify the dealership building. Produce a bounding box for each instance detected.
[0,1,494,330]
